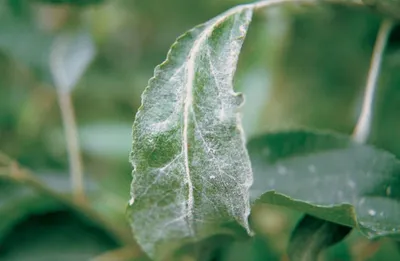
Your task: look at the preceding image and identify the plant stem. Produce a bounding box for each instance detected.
[352,19,394,143]
[57,90,85,204]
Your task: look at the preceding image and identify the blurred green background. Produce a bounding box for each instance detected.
[1,0,400,260]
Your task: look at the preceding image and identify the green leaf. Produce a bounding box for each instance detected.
[128,5,254,259]
[0,6,54,78]
[362,0,400,19]
[79,123,133,159]
[0,183,121,261]
[288,215,352,261]
[32,0,104,6]
[248,130,400,240]
[50,29,96,93]
[0,176,61,243]
[0,156,128,258]
[0,210,119,261]
[221,235,280,261]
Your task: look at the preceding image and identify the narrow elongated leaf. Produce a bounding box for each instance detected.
[248,130,400,240]
[128,6,254,259]
[288,215,352,261]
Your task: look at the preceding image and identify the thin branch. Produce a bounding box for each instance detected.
[352,19,394,143]
[56,90,85,203]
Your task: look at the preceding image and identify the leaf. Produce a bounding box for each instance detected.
[172,234,236,261]
[0,157,129,255]
[0,176,61,243]
[50,29,96,93]
[248,130,400,240]
[0,210,119,261]
[221,235,280,261]
[362,0,400,19]
[0,7,54,77]
[0,175,122,260]
[79,123,133,159]
[288,214,352,261]
[128,5,254,259]
[33,0,104,6]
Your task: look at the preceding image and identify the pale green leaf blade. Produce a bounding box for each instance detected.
[248,130,400,240]
[50,29,95,93]
[128,6,254,259]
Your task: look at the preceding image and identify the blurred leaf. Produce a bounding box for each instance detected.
[325,237,352,261]
[169,224,271,261]
[288,215,352,261]
[0,175,122,260]
[0,175,61,244]
[50,29,96,93]
[248,130,400,240]
[0,210,119,261]
[33,0,104,6]
[260,6,377,133]
[79,123,132,159]
[236,9,288,138]
[0,9,54,78]
[362,0,400,19]
[365,239,400,260]
[6,0,26,16]
[0,155,129,260]
[172,234,236,261]
[128,5,254,260]
[221,235,280,261]
[90,246,149,261]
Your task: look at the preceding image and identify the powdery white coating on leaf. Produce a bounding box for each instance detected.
[129,6,253,259]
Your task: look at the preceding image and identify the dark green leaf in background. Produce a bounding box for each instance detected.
[0,176,61,244]
[0,158,123,261]
[0,210,119,261]
[288,214,352,261]
[128,5,254,259]
[0,6,54,80]
[32,0,104,6]
[249,130,400,240]
[362,0,400,19]
[220,234,280,261]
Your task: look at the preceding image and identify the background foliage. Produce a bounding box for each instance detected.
[1,0,400,260]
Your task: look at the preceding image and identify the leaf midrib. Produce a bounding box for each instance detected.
[182,6,248,234]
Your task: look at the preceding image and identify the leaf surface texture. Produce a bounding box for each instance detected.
[129,6,254,259]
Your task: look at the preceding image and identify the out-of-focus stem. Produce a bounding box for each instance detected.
[57,90,85,204]
[352,19,394,143]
